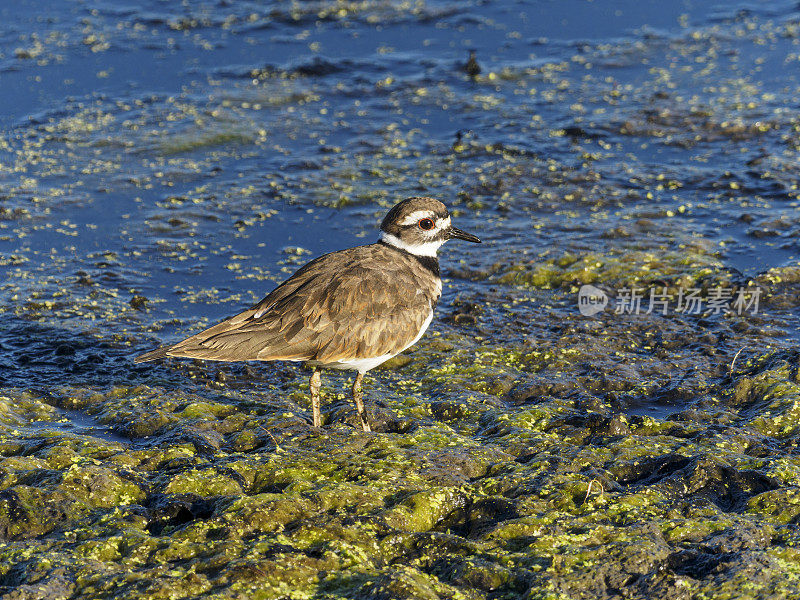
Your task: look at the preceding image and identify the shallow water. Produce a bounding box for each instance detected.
[1,0,800,598]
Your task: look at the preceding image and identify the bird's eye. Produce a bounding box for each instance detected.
[418,218,435,231]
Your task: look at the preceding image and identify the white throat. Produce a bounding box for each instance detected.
[380,231,444,257]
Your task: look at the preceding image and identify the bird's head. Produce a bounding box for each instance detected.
[379,197,481,257]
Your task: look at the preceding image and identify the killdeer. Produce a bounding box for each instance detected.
[135,197,481,431]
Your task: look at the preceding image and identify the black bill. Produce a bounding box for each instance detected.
[449,226,481,243]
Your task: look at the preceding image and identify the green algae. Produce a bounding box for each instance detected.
[7,322,796,595]
[164,467,243,496]
[382,487,468,533]
[494,248,727,291]
[159,128,260,156]
[3,363,800,598]
[60,465,145,508]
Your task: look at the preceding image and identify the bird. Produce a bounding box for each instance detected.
[465,50,481,79]
[135,197,481,432]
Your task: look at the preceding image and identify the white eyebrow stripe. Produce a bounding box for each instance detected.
[399,210,436,226]
[438,216,451,229]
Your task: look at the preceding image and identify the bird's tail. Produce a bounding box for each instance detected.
[134,345,172,363]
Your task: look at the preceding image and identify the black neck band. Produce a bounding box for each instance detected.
[378,240,440,277]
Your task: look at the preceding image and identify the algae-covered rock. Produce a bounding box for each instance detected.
[439,556,515,591]
[60,465,145,508]
[222,493,308,535]
[363,566,441,600]
[494,249,726,291]
[747,488,800,525]
[164,467,244,496]
[381,487,469,532]
[0,486,76,540]
[1,569,75,600]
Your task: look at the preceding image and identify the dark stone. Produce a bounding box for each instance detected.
[430,401,467,422]
[129,295,149,310]
[145,493,217,535]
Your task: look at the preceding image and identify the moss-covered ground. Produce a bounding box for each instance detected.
[1,250,800,599]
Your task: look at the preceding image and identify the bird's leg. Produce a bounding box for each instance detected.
[352,372,371,432]
[310,368,322,428]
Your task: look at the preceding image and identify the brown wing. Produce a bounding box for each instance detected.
[135,244,439,364]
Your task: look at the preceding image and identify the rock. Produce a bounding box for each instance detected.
[429,401,467,421]
[363,567,440,600]
[129,295,149,310]
[441,557,513,591]
[164,467,243,496]
[60,465,144,508]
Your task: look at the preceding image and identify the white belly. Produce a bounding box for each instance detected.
[310,310,434,374]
